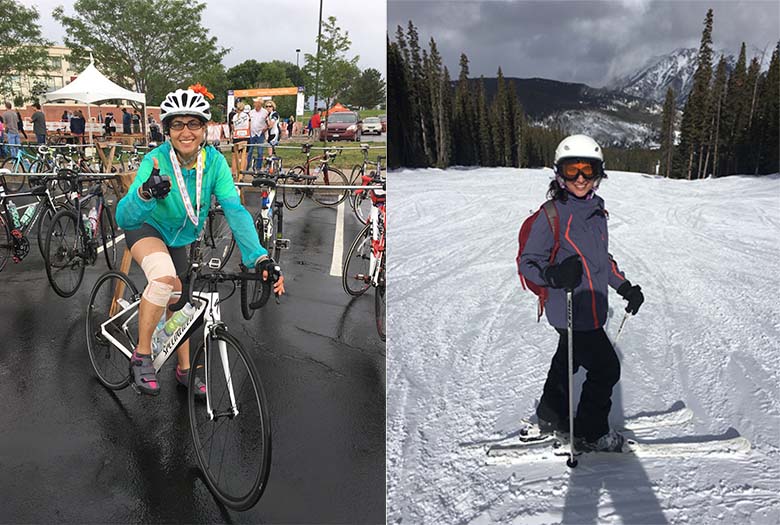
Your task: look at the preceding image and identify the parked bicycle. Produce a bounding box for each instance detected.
[0,168,69,271]
[44,169,118,297]
[85,231,281,510]
[342,176,386,340]
[1,145,44,192]
[282,143,349,209]
[351,148,386,224]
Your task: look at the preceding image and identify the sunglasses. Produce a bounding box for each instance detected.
[264,105,273,108]
[169,120,204,131]
[559,160,600,181]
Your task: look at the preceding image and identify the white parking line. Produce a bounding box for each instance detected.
[329,200,345,277]
[97,233,125,254]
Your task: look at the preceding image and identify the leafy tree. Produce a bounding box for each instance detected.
[343,68,385,110]
[0,0,50,101]
[226,60,263,90]
[53,0,227,106]
[302,15,359,117]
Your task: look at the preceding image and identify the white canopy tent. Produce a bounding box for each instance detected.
[41,57,147,143]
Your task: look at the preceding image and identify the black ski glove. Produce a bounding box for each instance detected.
[140,167,171,200]
[544,255,582,290]
[617,281,644,314]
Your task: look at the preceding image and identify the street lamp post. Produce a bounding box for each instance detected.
[296,48,300,69]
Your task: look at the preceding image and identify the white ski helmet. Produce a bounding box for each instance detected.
[160,88,211,125]
[554,134,604,165]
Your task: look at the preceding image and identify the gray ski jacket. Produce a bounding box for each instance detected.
[519,193,628,331]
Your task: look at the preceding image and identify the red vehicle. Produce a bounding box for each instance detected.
[324,111,362,142]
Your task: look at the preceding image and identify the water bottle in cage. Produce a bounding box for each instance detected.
[20,203,37,227]
[88,206,99,237]
[7,201,21,229]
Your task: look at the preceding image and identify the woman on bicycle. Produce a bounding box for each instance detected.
[518,134,644,452]
[116,84,285,396]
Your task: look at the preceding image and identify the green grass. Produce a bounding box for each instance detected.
[222,139,387,172]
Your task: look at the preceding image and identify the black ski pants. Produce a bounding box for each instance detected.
[536,327,620,442]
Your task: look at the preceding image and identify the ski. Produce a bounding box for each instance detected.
[487,435,751,463]
[462,405,694,451]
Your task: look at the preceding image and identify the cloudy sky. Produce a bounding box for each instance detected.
[388,0,779,87]
[23,0,386,76]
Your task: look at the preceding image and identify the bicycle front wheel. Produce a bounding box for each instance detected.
[189,327,272,511]
[44,209,85,297]
[204,208,236,270]
[375,264,386,341]
[312,167,348,207]
[255,208,281,264]
[342,222,372,296]
[1,157,25,193]
[86,271,139,389]
[100,204,118,270]
[282,165,307,210]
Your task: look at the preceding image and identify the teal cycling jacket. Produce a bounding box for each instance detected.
[116,141,267,267]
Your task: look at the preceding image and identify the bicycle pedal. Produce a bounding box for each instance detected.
[275,239,291,249]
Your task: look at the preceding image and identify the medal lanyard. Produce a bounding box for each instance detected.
[169,148,204,227]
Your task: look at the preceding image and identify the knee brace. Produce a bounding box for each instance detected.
[141,252,176,307]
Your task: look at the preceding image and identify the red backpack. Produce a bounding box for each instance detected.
[516,200,560,321]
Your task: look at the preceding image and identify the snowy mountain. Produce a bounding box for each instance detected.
[387,168,780,524]
[609,48,735,104]
[538,109,659,149]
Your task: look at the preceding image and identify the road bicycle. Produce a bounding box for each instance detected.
[44,169,118,297]
[350,147,386,224]
[282,143,349,209]
[234,168,315,320]
[1,145,44,192]
[85,232,279,510]
[0,168,69,271]
[200,201,236,271]
[342,177,386,341]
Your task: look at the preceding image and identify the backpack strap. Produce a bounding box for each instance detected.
[537,200,560,321]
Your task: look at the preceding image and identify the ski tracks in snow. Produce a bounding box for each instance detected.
[388,169,780,524]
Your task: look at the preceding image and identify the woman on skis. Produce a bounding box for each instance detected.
[518,134,644,452]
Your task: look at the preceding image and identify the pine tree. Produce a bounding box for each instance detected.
[406,22,434,166]
[721,43,749,175]
[675,8,714,179]
[453,53,478,165]
[476,77,492,165]
[438,66,454,167]
[709,56,729,177]
[659,87,676,178]
[752,43,779,174]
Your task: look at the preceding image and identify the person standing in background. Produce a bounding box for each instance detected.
[132,110,141,134]
[122,107,132,134]
[3,102,21,157]
[70,109,86,144]
[248,97,269,171]
[31,103,47,144]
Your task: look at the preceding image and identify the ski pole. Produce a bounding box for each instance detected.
[566,289,578,468]
[614,311,631,345]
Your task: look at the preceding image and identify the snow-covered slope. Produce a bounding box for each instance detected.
[540,110,659,148]
[387,168,780,524]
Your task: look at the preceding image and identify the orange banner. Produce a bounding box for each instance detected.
[233,87,300,97]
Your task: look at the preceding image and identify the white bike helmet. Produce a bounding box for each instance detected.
[160,88,211,124]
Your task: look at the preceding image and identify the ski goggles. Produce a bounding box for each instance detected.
[558,159,602,181]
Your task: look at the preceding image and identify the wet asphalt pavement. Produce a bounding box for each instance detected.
[0,191,385,523]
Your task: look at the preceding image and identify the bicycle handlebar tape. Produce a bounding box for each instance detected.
[249,260,282,309]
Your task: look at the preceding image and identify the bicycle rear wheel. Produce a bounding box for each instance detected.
[0,215,12,273]
[44,209,85,297]
[352,184,373,224]
[312,167,348,207]
[100,203,118,270]
[189,327,272,511]
[86,271,139,389]
[255,208,281,264]
[204,208,235,270]
[37,201,68,258]
[342,222,372,296]
[282,165,307,210]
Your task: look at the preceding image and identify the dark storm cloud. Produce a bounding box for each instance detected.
[388,0,780,87]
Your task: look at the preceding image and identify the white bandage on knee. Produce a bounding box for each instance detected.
[141,252,176,307]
